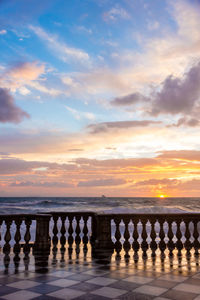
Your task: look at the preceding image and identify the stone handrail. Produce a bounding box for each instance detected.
[94,213,200,258]
[0,212,200,259]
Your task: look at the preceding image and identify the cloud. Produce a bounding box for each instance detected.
[0,158,47,174]
[78,178,126,187]
[60,0,200,104]
[109,61,200,118]
[88,120,161,134]
[150,62,200,115]
[75,157,158,169]
[0,61,46,94]
[111,92,147,106]
[29,25,91,65]
[171,0,200,43]
[157,150,200,161]
[178,179,200,191]
[103,6,130,22]
[0,29,7,35]
[0,88,30,123]
[171,117,200,127]
[65,105,96,121]
[1,152,200,196]
[0,61,63,97]
[0,158,77,175]
[7,61,45,81]
[75,26,92,35]
[10,181,73,188]
[135,178,178,186]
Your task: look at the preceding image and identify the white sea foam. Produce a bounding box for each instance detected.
[101,206,199,214]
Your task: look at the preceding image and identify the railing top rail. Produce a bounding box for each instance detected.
[0,212,200,219]
[0,214,51,219]
[99,213,200,218]
[48,211,96,216]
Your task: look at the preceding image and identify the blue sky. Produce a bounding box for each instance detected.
[1,0,200,196]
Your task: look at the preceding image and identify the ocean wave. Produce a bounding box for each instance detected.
[101,206,198,214]
[1,197,200,214]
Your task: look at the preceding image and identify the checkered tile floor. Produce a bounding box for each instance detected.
[1,248,200,299]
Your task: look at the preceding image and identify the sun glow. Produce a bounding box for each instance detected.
[158,195,165,198]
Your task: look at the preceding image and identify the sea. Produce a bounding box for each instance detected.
[1,197,200,214]
[0,197,200,246]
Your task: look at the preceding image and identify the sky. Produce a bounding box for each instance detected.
[0,0,200,197]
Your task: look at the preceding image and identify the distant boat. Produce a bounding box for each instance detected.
[101,195,106,198]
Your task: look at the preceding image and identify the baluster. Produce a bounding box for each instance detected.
[176,219,183,256]
[52,216,58,254]
[75,216,81,258]
[132,217,139,259]
[23,219,32,255]
[60,217,66,266]
[13,218,22,271]
[83,215,89,255]
[167,220,175,256]
[23,219,31,270]
[193,219,200,256]
[159,219,166,257]
[14,218,22,253]
[114,218,122,259]
[3,219,12,254]
[141,218,148,258]
[68,216,74,260]
[3,219,12,271]
[150,218,157,257]
[123,218,130,259]
[184,220,192,257]
[0,219,2,248]
[60,216,66,253]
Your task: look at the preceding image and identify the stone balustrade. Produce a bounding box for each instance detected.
[0,212,200,261]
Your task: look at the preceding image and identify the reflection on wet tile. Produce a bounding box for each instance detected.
[133,285,167,296]
[47,287,86,299]
[91,286,127,298]
[86,276,117,286]
[123,275,154,284]
[7,280,41,289]
[1,245,200,300]
[3,290,41,300]
[48,278,79,288]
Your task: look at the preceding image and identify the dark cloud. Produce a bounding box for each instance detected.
[135,178,178,186]
[0,158,48,174]
[88,120,161,134]
[78,178,126,187]
[111,92,147,106]
[0,152,10,156]
[0,158,77,174]
[0,88,30,123]
[171,117,200,127]
[10,181,73,188]
[110,62,200,118]
[151,62,200,115]
[67,148,84,152]
[75,157,158,168]
[157,150,200,161]
[178,179,200,191]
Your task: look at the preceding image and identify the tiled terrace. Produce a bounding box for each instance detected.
[1,212,200,299]
[1,247,200,299]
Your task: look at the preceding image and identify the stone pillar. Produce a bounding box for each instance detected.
[92,214,114,261]
[34,214,51,251]
[33,214,51,273]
